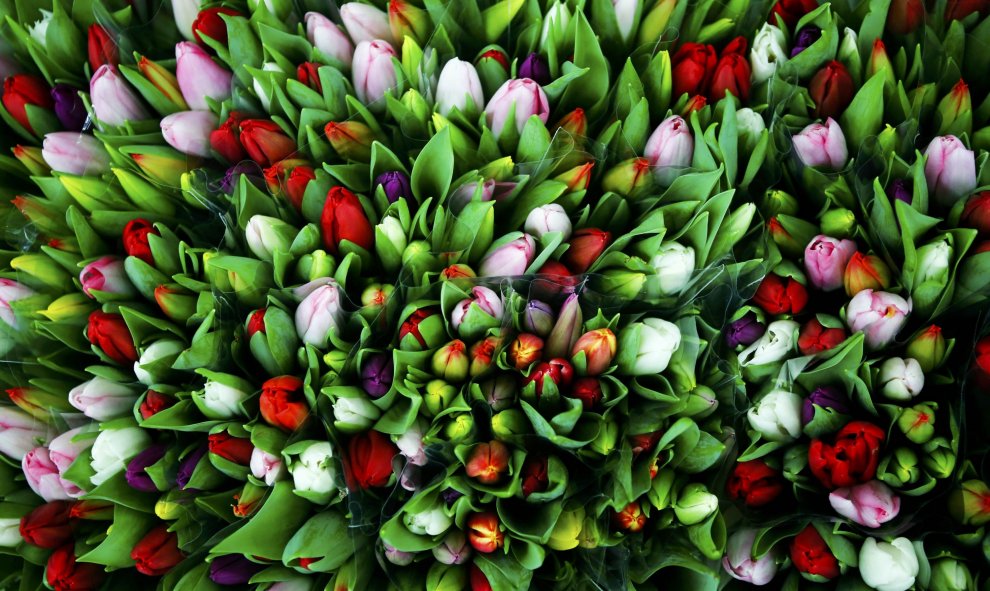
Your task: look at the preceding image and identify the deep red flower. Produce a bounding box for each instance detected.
[259,376,309,432]
[19,501,74,549]
[520,455,549,497]
[709,37,751,101]
[2,74,53,133]
[753,273,808,315]
[296,62,323,93]
[570,377,603,410]
[246,309,266,338]
[86,311,138,365]
[522,358,574,398]
[87,24,118,71]
[345,430,397,489]
[962,192,990,236]
[210,111,248,163]
[46,544,105,591]
[809,61,854,119]
[973,335,990,390]
[808,421,885,489]
[790,525,840,579]
[798,318,847,355]
[285,165,315,211]
[207,432,254,465]
[239,119,297,167]
[130,525,184,576]
[122,218,159,265]
[140,390,177,420]
[399,308,437,348]
[769,0,820,27]
[727,460,784,507]
[945,0,989,20]
[320,186,374,255]
[562,228,611,273]
[886,0,925,34]
[192,7,241,47]
[671,43,717,99]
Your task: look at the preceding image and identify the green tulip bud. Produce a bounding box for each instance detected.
[673,483,718,525]
[443,412,475,444]
[922,437,956,479]
[432,340,469,382]
[601,157,653,198]
[880,447,920,488]
[677,385,719,419]
[949,480,990,526]
[423,379,458,417]
[897,402,936,444]
[548,508,585,551]
[589,420,619,456]
[296,250,336,282]
[905,325,948,372]
[597,269,647,300]
[936,80,973,138]
[929,558,973,591]
[490,408,528,439]
[760,190,799,217]
[820,208,857,239]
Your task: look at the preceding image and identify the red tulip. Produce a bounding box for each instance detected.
[808,421,885,489]
[345,430,397,489]
[532,260,579,301]
[467,511,504,553]
[507,333,544,370]
[886,0,925,34]
[46,544,105,591]
[521,455,549,497]
[629,431,662,455]
[259,376,309,432]
[465,440,511,485]
[86,311,138,365]
[945,0,989,20]
[477,49,509,71]
[769,0,820,27]
[285,165,315,211]
[709,37,751,101]
[570,377,603,410]
[192,7,241,47]
[570,328,617,375]
[790,525,840,579]
[523,358,574,398]
[297,62,323,93]
[753,273,808,315]
[671,43,717,99]
[973,335,990,390]
[87,24,118,71]
[727,460,784,507]
[19,501,74,549]
[613,502,647,532]
[562,228,611,273]
[962,191,990,236]
[2,74,53,134]
[239,119,297,167]
[553,107,587,137]
[246,309,266,338]
[809,61,854,119]
[209,111,248,164]
[797,318,846,355]
[470,564,494,591]
[140,390,177,420]
[130,525,184,576]
[207,432,254,465]
[399,308,438,349]
[320,186,374,255]
[122,218,159,265]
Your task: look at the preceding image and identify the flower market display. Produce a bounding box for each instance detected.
[2,0,990,590]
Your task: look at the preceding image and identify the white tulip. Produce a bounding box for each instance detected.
[747,389,803,442]
[859,537,919,591]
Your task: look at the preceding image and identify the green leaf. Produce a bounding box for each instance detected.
[411,127,453,202]
[840,72,886,152]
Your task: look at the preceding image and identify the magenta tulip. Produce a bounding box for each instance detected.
[846,289,911,350]
[23,447,77,501]
[804,235,856,291]
[79,256,136,299]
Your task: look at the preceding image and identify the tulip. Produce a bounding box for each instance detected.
[121,219,158,266]
[739,319,798,366]
[846,289,911,350]
[727,460,783,507]
[507,333,543,370]
[478,234,536,277]
[239,119,296,166]
[464,440,510,485]
[86,24,117,72]
[611,502,646,532]
[790,26,821,57]
[929,559,974,591]
[897,402,936,444]
[201,376,251,419]
[924,135,976,205]
[793,118,848,170]
[562,228,610,273]
[89,65,150,126]
[789,526,840,580]
[289,441,340,503]
[124,444,168,492]
[802,385,849,424]
[903,325,945,373]
[829,480,900,528]
[750,24,787,84]
[524,204,572,240]
[945,0,989,19]
[523,358,574,398]
[644,115,693,179]
[485,78,550,137]
[321,186,374,255]
[245,215,297,262]
[648,242,696,296]
[809,421,885,489]
[259,376,308,432]
[360,353,394,398]
[859,538,918,591]
[42,132,110,176]
[436,58,485,116]
[333,395,379,436]
[725,313,766,348]
[79,256,135,298]
[373,171,412,205]
[616,318,681,375]
[723,529,777,585]
[24,447,80,501]
[2,74,53,134]
[844,252,892,296]
[518,53,551,86]
[804,235,856,292]
[305,12,354,67]
[950,479,990,525]
[450,286,503,340]
[570,329,617,376]
[878,357,924,401]
[175,42,233,111]
[431,530,472,565]
[209,554,266,586]
[160,110,217,158]
[886,0,924,33]
[432,340,470,382]
[295,278,344,347]
[130,525,183,576]
[710,37,751,101]
[208,432,253,466]
[748,389,803,442]
[90,427,151,487]
[46,544,106,591]
[404,506,452,537]
[797,318,846,356]
[671,42,716,98]
[523,300,555,337]
[50,84,86,131]
[340,2,395,45]
[0,280,33,332]
[962,191,990,236]
[210,111,247,163]
[466,512,504,553]
[809,61,854,119]
[250,448,285,486]
[324,119,375,162]
[139,390,177,420]
[19,501,73,549]
[352,40,398,110]
[85,311,137,366]
[192,6,240,47]
[68,377,137,421]
[0,407,50,461]
[754,272,808,315]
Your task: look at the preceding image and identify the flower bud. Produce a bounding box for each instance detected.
[484,78,550,137]
[451,286,504,341]
[508,333,544,370]
[160,110,218,158]
[750,24,787,84]
[79,256,135,299]
[937,79,971,137]
[673,483,718,525]
[905,325,947,372]
[648,242,695,296]
[924,135,977,206]
[340,2,395,45]
[305,12,354,67]
[846,289,911,350]
[239,119,297,167]
[436,58,485,117]
[175,42,233,110]
[728,460,784,507]
[288,441,340,504]
[797,318,846,355]
[802,385,850,424]
[562,228,610,273]
[133,339,185,386]
[245,215,297,262]
[570,329,616,376]
[524,204,572,240]
[332,390,380,434]
[42,132,110,176]
[804,235,856,292]
[432,530,472,565]
[467,512,504,553]
[433,340,469,382]
[351,40,398,111]
[295,279,344,348]
[950,479,990,525]
[754,272,808,315]
[726,313,767,349]
[930,559,974,591]
[859,538,919,591]
[321,186,374,255]
[723,529,778,585]
[748,389,803,442]
[616,318,680,375]
[645,116,693,182]
[465,440,510,485]
[522,358,575,398]
[829,480,900,528]
[844,252,892,296]
[478,234,536,277]
[738,319,798,366]
[374,170,412,204]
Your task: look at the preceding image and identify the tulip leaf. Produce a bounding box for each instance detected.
[558,12,610,120]
[209,481,311,560]
[411,127,454,202]
[474,553,534,591]
[840,72,886,152]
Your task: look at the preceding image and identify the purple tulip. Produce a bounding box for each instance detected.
[361,353,394,398]
[176,445,207,490]
[221,162,264,194]
[441,487,464,506]
[790,26,821,57]
[374,171,412,203]
[725,313,766,348]
[209,554,266,586]
[51,85,87,131]
[802,385,849,424]
[125,443,168,492]
[175,42,233,111]
[888,179,912,204]
[523,300,555,337]
[518,53,551,85]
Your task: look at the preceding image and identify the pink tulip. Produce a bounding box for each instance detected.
[294,278,344,347]
[68,377,137,421]
[48,426,95,477]
[485,78,550,137]
[723,528,777,585]
[339,3,396,45]
[351,40,398,110]
[924,135,977,205]
[90,64,151,126]
[804,235,857,291]
[645,115,693,176]
[249,447,285,486]
[305,12,354,68]
[451,286,504,330]
[829,480,900,528]
[0,407,49,460]
[846,289,911,350]
[792,117,848,170]
[79,256,136,299]
[175,41,233,110]
[41,132,111,176]
[0,279,35,329]
[478,234,537,276]
[22,447,77,501]
[161,110,218,157]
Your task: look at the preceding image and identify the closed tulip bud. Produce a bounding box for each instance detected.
[260,376,309,432]
[153,284,196,322]
[897,402,936,444]
[804,235,856,292]
[404,506,453,537]
[79,256,135,298]
[50,84,87,131]
[723,529,778,585]
[294,278,344,347]
[508,333,543,369]
[324,120,375,161]
[882,447,920,487]
[710,37,751,101]
[23,447,79,501]
[945,0,989,19]
[616,318,681,375]
[793,118,848,170]
[563,228,611,273]
[475,47,510,98]
[321,186,374,257]
[175,42,233,110]
[451,286,504,340]
[485,78,550,137]
[2,74,53,135]
[809,61,854,120]
[523,300,555,337]
[962,191,990,236]
[424,380,458,416]
[130,525,183,576]
[333,392,380,433]
[478,234,536,277]
[90,65,150,126]
[673,483,718,525]
[753,272,808,315]
[435,58,485,116]
[930,559,974,591]
[518,53,551,86]
[160,110,217,158]
[905,325,946,372]
[288,441,340,503]
[544,294,582,358]
[879,356,924,400]
[432,531,472,565]
[739,319,799,366]
[859,538,919,591]
[467,512,504,553]
[648,242,696,296]
[12,145,49,176]
[601,157,652,197]
[645,115,693,179]
[748,389,803,442]
[132,339,184,387]
[523,358,574,398]
[829,480,900,528]
[360,353,394,398]
[90,427,151,487]
[239,119,296,167]
[374,171,412,204]
[340,2,395,45]
[139,390,176,420]
[522,206,571,242]
[352,40,398,110]
[797,318,846,355]
[135,56,187,110]
[192,7,240,47]
[819,208,857,239]
[950,479,990,525]
[924,135,977,206]
[844,252,891,296]
[210,111,247,163]
[570,329,617,376]
[914,238,952,309]
[671,42,716,99]
[42,132,110,176]
[305,12,354,68]
[790,25,822,57]
[433,340,470,382]
[750,24,787,84]
[86,24,117,71]
[736,108,766,154]
[887,0,924,33]
[199,375,250,419]
[936,79,971,137]
[245,215,297,262]
[123,443,167,492]
[846,289,911,350]
[19,502,73,549]
[0,408,49,461]
[249,448,285,486]
[725,313,766,348]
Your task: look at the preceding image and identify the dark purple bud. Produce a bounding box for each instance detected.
[176,445,208,491]
[518,53,551,86]
[220,161,264,194]
[361,352,394,398]
[51,85,88,131]
[790,26,822,57]
[208,554,266,586]
[888,179,912,205]
[441,487,464,507]
[725,313,766,348]
[374,170,412,203]
[523,299,555,337]
[802,385,850,424]
[125,443,168,492]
